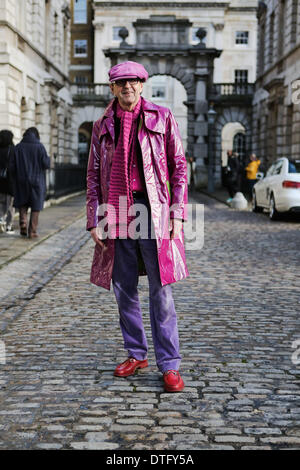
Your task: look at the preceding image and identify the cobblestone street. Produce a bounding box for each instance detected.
[0,193,299,450]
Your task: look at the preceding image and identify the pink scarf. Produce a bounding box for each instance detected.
[107,97,142,237]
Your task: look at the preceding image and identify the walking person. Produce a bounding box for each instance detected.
[186,152,196,192]
[245,153,261,201]
[0,130,15,233]
[86,61,189,392]
[225,150,240,203]
[10,127,50,238]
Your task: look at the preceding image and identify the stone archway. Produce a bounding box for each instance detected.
[104,16,222,188]
[214,107,252,186]
[221,122,246,166]
[73,106,106,132]
[78,121,93,165]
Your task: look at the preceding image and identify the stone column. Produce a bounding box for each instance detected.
[39,86,52,159]
[193,64,209,188]
[32,0,44,52]
[93,22,107,83]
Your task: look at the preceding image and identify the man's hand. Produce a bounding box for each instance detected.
[170,218,183,240]
[90,227,107,249]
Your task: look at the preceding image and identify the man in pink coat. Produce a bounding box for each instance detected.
[86,61,189,392]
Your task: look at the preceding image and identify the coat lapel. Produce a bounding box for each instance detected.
[141,98,166,134]
[99,99,115,142]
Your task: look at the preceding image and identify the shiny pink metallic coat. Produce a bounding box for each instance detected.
[86,97,189,290]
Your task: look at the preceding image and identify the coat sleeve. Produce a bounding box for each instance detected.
[165,111,188,221]
[41,145,50,169]
[7,145,16,196]
[8,145,16,176]
[86,120,102,231]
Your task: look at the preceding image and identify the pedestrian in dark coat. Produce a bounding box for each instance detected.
[0,130,15,233]
[225,150,240,201]
[10,127,50,238]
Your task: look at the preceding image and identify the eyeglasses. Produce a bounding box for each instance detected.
[112,78,140,87]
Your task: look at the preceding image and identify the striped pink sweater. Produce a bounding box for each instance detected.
[107,98,142,237]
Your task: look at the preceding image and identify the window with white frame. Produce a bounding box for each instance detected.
[113,26,125,41]
[235,31,249,45]
[151,76,167,99]
[75,76,89,83]
[234,70,248,83]
[74,39,87,57]
[74,0,87,24]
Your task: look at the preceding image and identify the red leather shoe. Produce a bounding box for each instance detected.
[163,370,185,392]
[114,357,148,377]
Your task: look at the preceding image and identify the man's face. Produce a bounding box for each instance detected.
[110,78,143,109]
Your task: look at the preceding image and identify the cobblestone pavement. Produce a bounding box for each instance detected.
[0,194,299,450]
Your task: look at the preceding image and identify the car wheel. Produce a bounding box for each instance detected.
[269,194,280,220]
[252,191,263,213]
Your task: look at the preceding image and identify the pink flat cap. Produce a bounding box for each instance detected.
[109,61,149,82]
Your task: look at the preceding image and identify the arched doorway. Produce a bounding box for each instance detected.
[215,106,252,187]
[221,122,246,167]
[78,121,93,165]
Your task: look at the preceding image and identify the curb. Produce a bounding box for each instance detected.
[43,190,85,209]
[191,189,231,207]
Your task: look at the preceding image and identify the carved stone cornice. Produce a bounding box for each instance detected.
[94,2,229,8]
[213,23,224,31]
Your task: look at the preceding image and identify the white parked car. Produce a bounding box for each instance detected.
[252,157,300,220]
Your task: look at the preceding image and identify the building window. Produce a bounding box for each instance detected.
[291,0,298,43]
[152,86,166,98]
[235,70,248,83]
[286,104,293,156]
[74,39,87,57]
[75,76,89,83]
[233,132,246,165]
[151,76,166,99]
[74,0,87,24]
[258,21,265,73]
[278,0,286,58]
[269,12,275,65]
[113,26,125,41]
[235,31,249,44]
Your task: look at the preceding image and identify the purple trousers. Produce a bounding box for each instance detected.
[112,199,181,373]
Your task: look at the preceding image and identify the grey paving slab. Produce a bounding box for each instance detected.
[0,193,85,270]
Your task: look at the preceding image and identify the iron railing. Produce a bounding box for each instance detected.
[46,163,87,199]
[71,83,111,100]
[209,82,255,97]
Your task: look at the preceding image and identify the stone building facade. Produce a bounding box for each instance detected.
[69,0,94,84]
[0,0,77,168]
[253,0,300,168]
